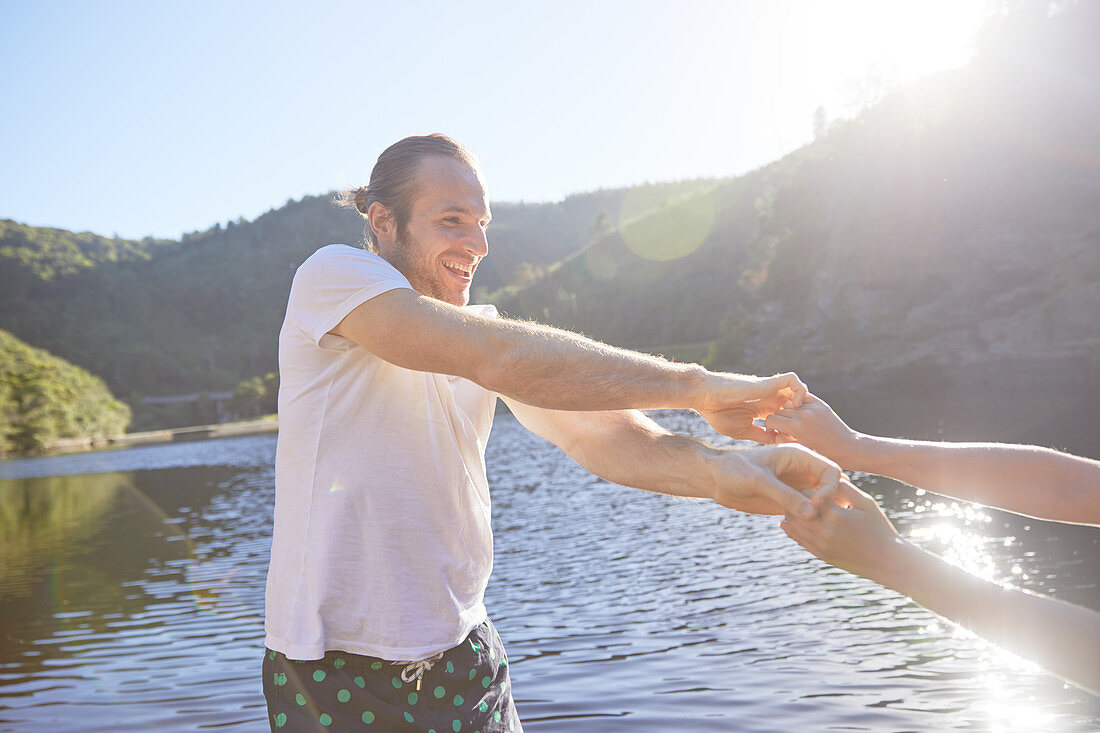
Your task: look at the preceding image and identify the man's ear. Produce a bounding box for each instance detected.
[367,202,395,244]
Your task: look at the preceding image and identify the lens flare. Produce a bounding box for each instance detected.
[584,247,617,281]
[618,187,715,262]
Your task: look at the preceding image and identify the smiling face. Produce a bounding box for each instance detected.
[377,155,491,307]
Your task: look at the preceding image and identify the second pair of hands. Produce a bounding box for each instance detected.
[761,391,900,578]
[694,372,849,521]
[694,374,895,561]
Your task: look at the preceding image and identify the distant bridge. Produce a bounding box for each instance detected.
[140,391,236,422]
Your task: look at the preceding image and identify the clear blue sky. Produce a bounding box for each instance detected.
[0,0,988,240]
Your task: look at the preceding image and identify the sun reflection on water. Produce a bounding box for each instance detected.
[907,495,997,580]
[894,487,1078,731]
[973,661,1062,733]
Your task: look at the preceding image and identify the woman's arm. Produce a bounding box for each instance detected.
[764,394,1100,525]
[782,481,1100,695]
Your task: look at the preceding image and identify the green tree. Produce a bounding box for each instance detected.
[0,330,130,454]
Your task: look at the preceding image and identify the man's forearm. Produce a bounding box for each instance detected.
[545,409,721,500]
[874,539,1100,695]
[542,409,817,517]
[480,316,710,411]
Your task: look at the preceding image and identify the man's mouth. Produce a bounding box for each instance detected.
[443,260,476,280]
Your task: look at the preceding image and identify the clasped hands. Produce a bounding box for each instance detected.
[700,375,897,577]
[696,371,844,520]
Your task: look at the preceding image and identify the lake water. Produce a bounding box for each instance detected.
[1,404,1098,732]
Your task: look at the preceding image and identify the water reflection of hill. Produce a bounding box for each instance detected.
[0,472,128,598]
[814,356,1100,457]
[0,460,270,707]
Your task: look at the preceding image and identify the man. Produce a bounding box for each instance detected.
[262,134,841,732]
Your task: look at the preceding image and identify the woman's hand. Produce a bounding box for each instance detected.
[698,372,807,443]
[764,392,864,466]
[780,479,905,584]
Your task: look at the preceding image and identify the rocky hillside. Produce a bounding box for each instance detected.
[492,1,1100,383]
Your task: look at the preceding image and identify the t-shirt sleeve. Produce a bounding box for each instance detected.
[464,303,499,320]
[287,245,414,347]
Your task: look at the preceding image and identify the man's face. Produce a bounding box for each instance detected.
[380,156,491,307]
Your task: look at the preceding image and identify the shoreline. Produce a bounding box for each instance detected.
[24,416,280,458]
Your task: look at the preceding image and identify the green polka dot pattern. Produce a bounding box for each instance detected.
[261,619,521,731]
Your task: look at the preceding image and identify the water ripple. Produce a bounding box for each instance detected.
[0,416,1097,730]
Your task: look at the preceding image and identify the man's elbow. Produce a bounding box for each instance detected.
[469,337,523,395]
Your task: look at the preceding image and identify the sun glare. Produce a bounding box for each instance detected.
[766,0,990,116]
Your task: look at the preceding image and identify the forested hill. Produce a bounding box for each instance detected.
[492,1,1100,380]
[1,2,1097,424]
[0,329,130,455]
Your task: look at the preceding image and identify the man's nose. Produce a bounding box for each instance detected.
[466,226,489,257]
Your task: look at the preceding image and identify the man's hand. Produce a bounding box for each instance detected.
[698,372,807,443]
[763,392,862,464]
[709,444,842,519]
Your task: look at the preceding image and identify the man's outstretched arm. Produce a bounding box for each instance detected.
[333,289,803,442]
[502,398,841,518]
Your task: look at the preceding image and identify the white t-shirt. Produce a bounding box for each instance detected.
[264,244,499,661]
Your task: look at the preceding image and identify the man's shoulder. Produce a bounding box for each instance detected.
[302,243,375,267]
[294,244,403,281]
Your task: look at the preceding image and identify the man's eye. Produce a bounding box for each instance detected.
[444,216,461,224]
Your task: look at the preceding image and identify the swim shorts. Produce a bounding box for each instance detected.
[262,619,522,732]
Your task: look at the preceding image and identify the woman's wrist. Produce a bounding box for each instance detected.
[837,431,885,473]
[865,537,924,591]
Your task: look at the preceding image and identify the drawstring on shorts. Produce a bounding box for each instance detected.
[395,652,444,690]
